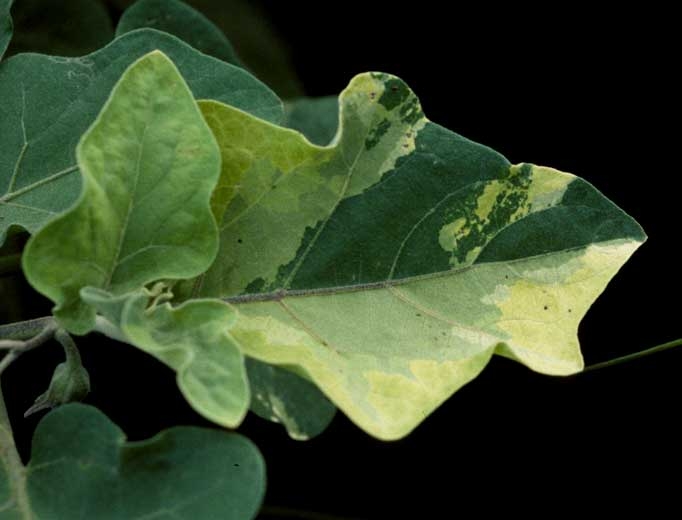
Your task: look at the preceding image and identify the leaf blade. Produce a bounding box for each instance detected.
[194,73,645,439]
[25,404,265,520]
[0,0,13,61]
[116,0,242,67]
[0,28,282,245]
[23,51,221,333]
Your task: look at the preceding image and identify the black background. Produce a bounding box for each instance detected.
[4,3,681,518]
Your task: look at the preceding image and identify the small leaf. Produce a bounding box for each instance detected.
[117,0,243,67]
[0,28,281,245]
[0,0,13,61]
[247,358,336,440]
[193,73,646,439]
[4,0,113,58]
[23,51,221,334]
[23,404,265,519]
[284,96,339,146]
[83,287,250,428]
[25,329,91,417]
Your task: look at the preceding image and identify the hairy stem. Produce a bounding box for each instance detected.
[0,317,55,341]
[583,338,682,372]
[0,319,57,376]
[0,381,31,518]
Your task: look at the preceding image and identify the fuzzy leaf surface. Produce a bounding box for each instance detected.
[82,287,249,428]
[23,51,221,334]
[10,404,265,519]
[0,28,281,244]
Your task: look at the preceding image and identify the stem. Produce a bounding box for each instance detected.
[0,320,57,376]
[583,338,682,373]
[0,381,31,518]
[0,317,55,341]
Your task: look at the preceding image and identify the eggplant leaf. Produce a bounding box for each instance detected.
[23,51,221,334]
[0,28,281,245]
[82,287,249,428]
[1,404,265,519]
[4,0,113,58]
[247,358,336,440]
[116,0,242,67]
[284,96,339,146]
[191,73,645,439]
[0,0,13,61]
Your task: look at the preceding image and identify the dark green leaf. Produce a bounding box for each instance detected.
[0,0,13,61]
[6,0,113,58]
[0,28,281,245]
[117,0,242,66]
[284,96,339,146]
[248,358,336,440]
[22,404,265,519]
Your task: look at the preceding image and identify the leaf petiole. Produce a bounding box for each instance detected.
[583,338,682,373]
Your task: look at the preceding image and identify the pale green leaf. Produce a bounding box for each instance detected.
[247,358,336,440]
[82,287,249,428]
[283,96,339,146]
[192,73,646,439]
[0,0,13,61]
[23,51,221,334]
[13,404,265,519]
[5,0,113,58]
[117,0,242,67]
[0,28,281,245]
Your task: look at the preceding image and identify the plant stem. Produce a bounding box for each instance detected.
[0,381,31,518]
[0,320,57,376]
[583,338,682,373]
[0,317,54,341]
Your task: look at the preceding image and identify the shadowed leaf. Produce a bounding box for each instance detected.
[116,0,242,66]
[6,404,265,519]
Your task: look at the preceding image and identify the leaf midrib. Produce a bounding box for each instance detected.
[223,237,635,306]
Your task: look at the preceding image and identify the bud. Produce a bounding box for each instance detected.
[25,330,90,417]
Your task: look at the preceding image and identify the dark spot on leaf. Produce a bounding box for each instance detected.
[402,144,409,148]
[543,305,548,310]
[391,85,398,91]
[416,313,421,317]
[237,238,243,244]
[234,463,240,467]
[568,308,572,313]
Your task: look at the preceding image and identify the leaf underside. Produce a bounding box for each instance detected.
[11,404,265,520]
[0,28,281,245]
[190,73,646,439]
